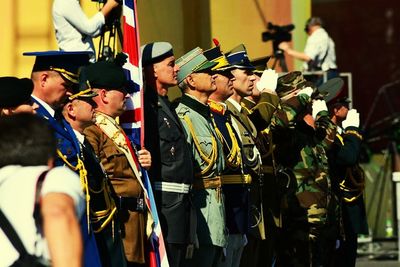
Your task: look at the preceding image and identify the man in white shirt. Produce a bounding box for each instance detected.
[279,17,338,83]
[52,0,120,61]
[0,114,84,267]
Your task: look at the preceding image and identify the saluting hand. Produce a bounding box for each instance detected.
[138,148,151,170]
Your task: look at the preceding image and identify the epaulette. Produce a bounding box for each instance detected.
[208,99,225,115]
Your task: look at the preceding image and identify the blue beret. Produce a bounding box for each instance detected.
[141,42,174,67]
[176,47,217,84]
[226,44,255,70]
[23,51,91,84]
[0,77,33,108]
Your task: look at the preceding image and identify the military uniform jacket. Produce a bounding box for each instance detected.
[209,100,250,235]
[33,98,102,267]
[226,99,261,175]
[271,94,337,232]
[144,89,195,244]
[84,122,146,264]
[327,126,368,234]
[176,94,227,248]
[80,138,126,267]
[33,98,81,167]
[241,94,285,229]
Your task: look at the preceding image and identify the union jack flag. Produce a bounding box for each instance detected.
[119,1,169,266]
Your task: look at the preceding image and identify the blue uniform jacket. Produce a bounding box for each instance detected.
[33,98,102,267]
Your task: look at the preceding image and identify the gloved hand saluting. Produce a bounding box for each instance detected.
[342,109,360,129]
[312,99,328,119]
[297,86,313,98]
[256,69,278,92]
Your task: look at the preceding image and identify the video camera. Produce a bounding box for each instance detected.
[262,22,295,51]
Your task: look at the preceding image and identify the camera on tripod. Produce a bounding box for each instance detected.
[262,22,295,51]
[91,0,123,62]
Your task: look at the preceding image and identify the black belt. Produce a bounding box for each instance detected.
[117,196,145,212]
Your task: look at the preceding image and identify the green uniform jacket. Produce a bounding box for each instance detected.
[176,94,227,248]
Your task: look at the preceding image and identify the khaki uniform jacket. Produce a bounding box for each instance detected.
[84,124,146,264]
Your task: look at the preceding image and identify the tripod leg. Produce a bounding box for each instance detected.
[279,56,288,72]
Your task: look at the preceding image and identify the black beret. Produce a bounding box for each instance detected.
[0,77,33,108]
[79,61,127,91]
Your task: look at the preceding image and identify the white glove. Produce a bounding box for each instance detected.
[256,69,278,92]
[312,99,328,119]
[297,86,313,98]
[342,109,360,129]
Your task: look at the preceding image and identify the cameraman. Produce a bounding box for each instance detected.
[52,0,120,62]
[278,17,338,84]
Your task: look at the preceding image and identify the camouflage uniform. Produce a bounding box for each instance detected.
[270,72,338,266]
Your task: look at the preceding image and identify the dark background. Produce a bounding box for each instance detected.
[313,0,400,151]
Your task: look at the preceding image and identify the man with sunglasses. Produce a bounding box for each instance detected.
[83,59,151,267]
[24,51,102,267]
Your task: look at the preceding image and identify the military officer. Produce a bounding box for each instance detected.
[239,67,284,267]
[24,51,91,167]
[204,44,251,267]
[270,72,338,266]
[24,50,102,267]
[328,97,368,267]
[218,44,272,266]
[0,76,39,115]
[62,79,126,267]
[175,47,227,267]
[83,58,152,267]
[141,41,195,267]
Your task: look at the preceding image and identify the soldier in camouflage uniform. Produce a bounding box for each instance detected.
[270,71,338,267]
[175,47,227,267]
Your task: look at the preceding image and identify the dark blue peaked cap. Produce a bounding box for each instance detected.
[226,44,255,70]
[23,51,91,84]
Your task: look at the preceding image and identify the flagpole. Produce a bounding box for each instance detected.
[132,0,145,148]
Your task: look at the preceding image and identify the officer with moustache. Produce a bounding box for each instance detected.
[141,42,195,267]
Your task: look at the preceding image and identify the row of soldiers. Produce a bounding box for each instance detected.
[0,41,367,267]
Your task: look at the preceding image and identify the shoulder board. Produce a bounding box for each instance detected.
[208,100,225,115]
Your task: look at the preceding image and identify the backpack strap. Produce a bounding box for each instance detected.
[0,208,29,256]
[0,170,49,256]
[33,170,49,233]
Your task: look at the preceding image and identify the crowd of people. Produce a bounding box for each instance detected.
[0,3,367,266]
